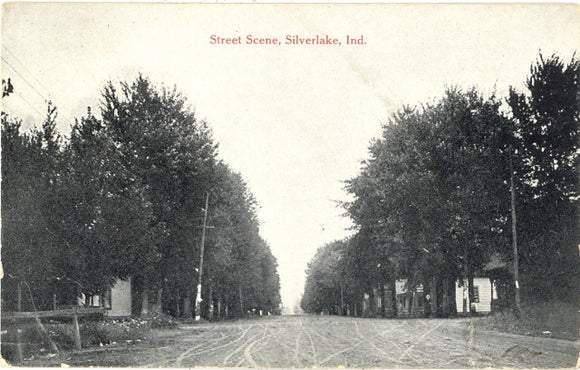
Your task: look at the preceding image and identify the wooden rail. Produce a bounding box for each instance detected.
[2,307,106,362]
[2,307,105,320]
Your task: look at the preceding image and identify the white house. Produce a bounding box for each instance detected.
[85,278,132,317]
[455,277,496,314]
[105,279,132,317]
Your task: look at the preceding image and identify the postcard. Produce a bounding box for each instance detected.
[1,3,578,368]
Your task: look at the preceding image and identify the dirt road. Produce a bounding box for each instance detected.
[25,315,579,368]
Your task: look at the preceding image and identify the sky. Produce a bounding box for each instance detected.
[2,3,578,313]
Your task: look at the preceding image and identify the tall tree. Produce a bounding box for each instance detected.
[1,106,65,310]
[98,75,219,315]
[508,53,579,302]
[301,239,355,315]
[50,109,161,296]
[200,163,280,318]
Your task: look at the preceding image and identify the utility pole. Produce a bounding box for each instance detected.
[509,152,521,319]
[195,192,210,321]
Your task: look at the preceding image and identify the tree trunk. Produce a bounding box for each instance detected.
[411,292,419,316]
[217,297,222,320]
[367,289,375,317]
[462,279,467,314]
[340,283,345,316]
[183,288,192,318]
[155,288,163,313]
[390,280,398,317]
[207,284,213,320]
[448,277,457,317]
[489,277,495,313]
[430,277,438,318]
[442,277,450,317]
[238,285,244,318]
[468,274,476,316]
[379,283,386,317]
[141,290,149,316]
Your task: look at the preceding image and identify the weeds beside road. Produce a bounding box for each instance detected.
[473,302,579,341]
[17,315,579,368]
[1,312,178,363]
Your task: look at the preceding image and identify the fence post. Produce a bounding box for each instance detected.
[15,328,24,364]
[15,281,24,363]
[72,314,82,350]
[17,281,22,311]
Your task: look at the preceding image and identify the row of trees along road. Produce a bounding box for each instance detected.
[1,76,281,318]
[301,53,579,317]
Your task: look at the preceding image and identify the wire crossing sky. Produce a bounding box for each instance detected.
[2,3,578,312]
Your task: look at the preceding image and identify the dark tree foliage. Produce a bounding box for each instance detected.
[51,110,161,295]
[201,163,281,318]
[508,53,579,302]
[340,88,510,316]
[96,76,219,315]
[1,76,281,317]
[304,53,578,317]
[301,239,349,315]
[1,110,66,310]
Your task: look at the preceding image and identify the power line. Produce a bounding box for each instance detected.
[2,46,51,96]
[1,56,49,104]
[14,91,44,117]
[1,52,75,126]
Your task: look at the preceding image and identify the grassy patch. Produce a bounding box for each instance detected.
[1,320,55,362]
[473,301,579,341]
[1,317,154,364]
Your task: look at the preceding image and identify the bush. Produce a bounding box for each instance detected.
[47,322,77,349]
[142,311,179,329]
[81,318,150,346]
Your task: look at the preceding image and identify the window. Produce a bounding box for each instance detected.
[473,286,480,303]
[87,295,100,307]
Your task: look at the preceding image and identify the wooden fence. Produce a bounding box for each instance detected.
[2,307,105,364]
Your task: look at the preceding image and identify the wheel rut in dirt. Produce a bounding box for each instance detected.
[24,315,579,369]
